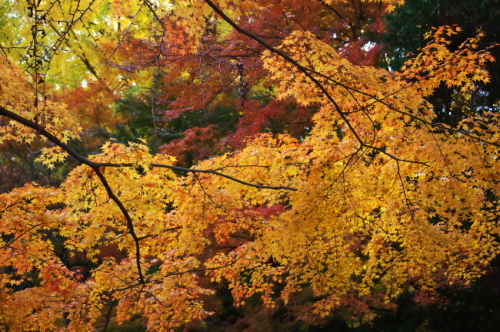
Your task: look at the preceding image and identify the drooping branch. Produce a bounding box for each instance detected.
[202,0,365,146]
[0,106,297,191]
[93,168,145,283]
[303,68,500,148]
[0,106,99,167]
[0,105,297,280]
[0,106,146,281]
[202,0,500,152]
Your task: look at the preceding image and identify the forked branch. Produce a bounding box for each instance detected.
[0,105,296,281]
[202,0,500,151]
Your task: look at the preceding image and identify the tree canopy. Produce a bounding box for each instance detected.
[0,0,499,330]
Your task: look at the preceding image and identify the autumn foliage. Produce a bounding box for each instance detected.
[0,0,499,330]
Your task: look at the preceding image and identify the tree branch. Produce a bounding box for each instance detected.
[0,106,297,191]
[202,0,365,146]
[202,0,500,152]
[0,105,296,281]
[0,106,100,167]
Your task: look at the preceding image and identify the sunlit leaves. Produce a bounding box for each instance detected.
[402,25,496,94]
[0,0,500,330]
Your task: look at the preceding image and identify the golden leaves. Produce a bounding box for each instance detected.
[1,0,500,329]
[401,25,496,94]
[0,185,88,330]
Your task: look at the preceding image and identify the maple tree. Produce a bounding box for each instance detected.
[0,0,500,330]
[383,0,500,126]
[96,0,389,166]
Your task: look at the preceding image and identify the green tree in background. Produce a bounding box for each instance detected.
[383,0,500,125]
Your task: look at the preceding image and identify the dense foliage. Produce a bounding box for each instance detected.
[0,0,499,330]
